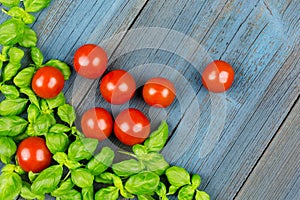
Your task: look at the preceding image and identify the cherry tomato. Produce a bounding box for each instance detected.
[81,107,113,141]
[201,60,234,93]
[114,108,150,146]
[142,77,176,108]
[73,44,108,79]
[16,137,52,173]
[100,70,136,105]
[32,66,65,99]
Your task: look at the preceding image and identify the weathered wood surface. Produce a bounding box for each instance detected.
[1,0,299,199]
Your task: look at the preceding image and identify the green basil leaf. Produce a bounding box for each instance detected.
[82,186,94,200]
[0,136,17,157]
[28,171,38,182]
[46,92,65,109]
[49,123,71,133]
[71,168,94,188]
[112,159,144,177]
[86,146,114,175]
[8,46,24,63]
[141,152,169,176]
[20,181,44,199]
[94,172,114,184]
[167,185,179,195]
[58,104,76,126]
[55,189,82,199]
[27,103,40,123]
[125,171,160,195]
[195,190,210,200]
[133,144,148,157]
[20,87,40,107]
[110,174,134,199]
[165,166,191,188]
[31,165,63,194]
[6,7,35,24]
[144,121,168,152]
[0,116,28,136]
[178,185,195,200]
[0,98,28,116]
[68,138,98,161]
[19,25,37,47]
[0,155,11,164]
[192,174,201,190]
[40,99,49,110]
[51,178,74,197]
[44,59,71,80]
[53,152,67,165]
[46,132,69,154]
[1,84,19,99]
[0,0,20,8]
[14,66,35,88]
[2,62,21,82]
[31,47,44,66]
[95,186,119,200]
[138,194,155,200]
[156,182,167,200]
[0,18,24,45]
[33,113,56,135]
[0,172,22,199]
[24,0,51,12]
[64,159,81,169]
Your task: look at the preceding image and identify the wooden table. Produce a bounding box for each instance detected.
[1,0,299,199]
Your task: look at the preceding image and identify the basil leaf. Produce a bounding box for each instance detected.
[46,92,65,109]
[192,174,201,190]
[0,136,17,158]
[49,123,71,133]
[94,172,114,184]
[46,132,69,154]
[138,194,155,200]
[82,186,94,200]
[144,121,168,152]
[0,116,28,136]
[195,190,210,200]
[33,113,56,135]
[14,66,35,88]
[0,0,20,8]
[54,189,82,200]
[112,159,144,177]
[31,47,44,66]
[68,138,98,161]
[1,84,19,99]
[9,46,24,63]
[0,172,22,199]
[20,182,44,199]
[19,25,37,47]
[27,103,40,123]
[53,152,67,165]
[6,7,35,24]
[95,186,119,200]
[57,104,76,126]
[167,185,179,195]
[28,171,38,182]
[71,168,94,188]
[20,87,40,107]
[156,182,168,200]
[2,47,24,81]
[51,178,74,197]
[125,171,160,195]
[0,98,28,116]
[44,59,71,80]
[165,166,191,187]
[133,144,148,157]
[178,185,195,200]
[0,18,24,45]
[24,0,51,12]
[2,62,21,82]
[142,153,169,176]
[86,146,114,175]
[64,159,81,170]
[31,165,63,194]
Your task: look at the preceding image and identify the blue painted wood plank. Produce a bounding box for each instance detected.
[236,98,300,200]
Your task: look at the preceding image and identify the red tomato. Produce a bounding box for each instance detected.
[81,107,113,141]
[32,66,65,99]
[201,60,235,93]
[114,108,150,146]
[73,44,108,79]
[16,137,52,173]
[100,70,136,104]
[142,77,176,108]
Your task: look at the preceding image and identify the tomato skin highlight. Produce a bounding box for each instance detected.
[201,60,235,93]
[31,66,65,99]
[16,137,52,173]
[114,108,150,146]
[100,70,136,105]
[142,77,176,108]
[81,107,113,141]
[73,44,108,79]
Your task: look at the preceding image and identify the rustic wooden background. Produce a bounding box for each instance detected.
[1,0,299,199]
